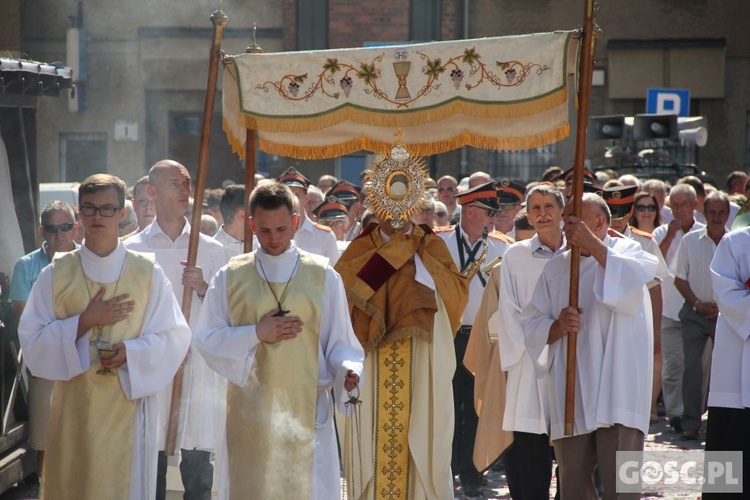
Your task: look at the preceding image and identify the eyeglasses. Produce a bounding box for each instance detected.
[135,198,154,207]
[635,204,658,213]
[43,222,75,234]
[318,217,348,227]
[437,186,456,193]
[79,204,121,218]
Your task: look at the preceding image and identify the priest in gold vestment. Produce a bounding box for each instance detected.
[194,183,364,500]
[336,218,468,499]
[19,174,191,500]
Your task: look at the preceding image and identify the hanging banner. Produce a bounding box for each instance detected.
[223,31,578,159]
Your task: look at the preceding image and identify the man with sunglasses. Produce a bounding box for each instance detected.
[437,175,461,222]
[435,181,513,497]
[9,201,79,480]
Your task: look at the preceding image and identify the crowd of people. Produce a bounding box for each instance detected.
[7,158,750,499]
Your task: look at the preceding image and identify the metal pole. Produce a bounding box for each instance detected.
[165,7,228,456]
[564,0,597,437]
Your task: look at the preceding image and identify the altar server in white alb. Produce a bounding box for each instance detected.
[705,225,750,494]
[19,174,190,500]
[498,184,566,499]
[125,159,229,500]
[194,182,364,500]
[522,193,658,500]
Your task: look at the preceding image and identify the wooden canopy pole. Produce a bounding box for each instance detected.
[243,25,263,253]
[564,0,597,437]
[165,7,228,456]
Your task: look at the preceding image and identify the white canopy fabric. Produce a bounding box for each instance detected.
[222,31,579,159]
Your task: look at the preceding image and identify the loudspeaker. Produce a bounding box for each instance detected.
[633,114,678,140]
[678,127,708,147]
[588,114,626,140]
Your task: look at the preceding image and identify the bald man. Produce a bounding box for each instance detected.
[125,159,228,500]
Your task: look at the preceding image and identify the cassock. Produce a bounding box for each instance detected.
[462,263,513,472]
[18,242,190,500]
[125,219,228,453]
[193,242,364,500]
[522,235,658,440]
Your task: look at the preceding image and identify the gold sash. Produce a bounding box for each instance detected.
[42,250,153,500]
[225,251,325,500]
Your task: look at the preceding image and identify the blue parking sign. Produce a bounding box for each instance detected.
[647,88,690,117]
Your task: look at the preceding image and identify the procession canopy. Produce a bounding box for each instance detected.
[222,31,579,160]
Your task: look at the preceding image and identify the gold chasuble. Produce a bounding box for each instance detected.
[225,251,326,500]
[43,250,153,500]
[336,224,467,499]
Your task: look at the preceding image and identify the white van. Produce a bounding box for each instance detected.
[39,182,79,210]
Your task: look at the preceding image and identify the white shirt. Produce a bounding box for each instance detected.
[18,242,191,500]
[653,220,705,320]
[522,236,658,439]
[294,215,340,265]
[498,234,565,434]
[214,226,244,258]
[436,225,510,326]
[672,227,721,304]
[708,227,750,409]
[125,218,229,451]
[623,226,670,290]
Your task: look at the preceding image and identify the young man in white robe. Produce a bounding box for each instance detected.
[193,182,364,500]
[19,174,191,500]
[522,193,658,500]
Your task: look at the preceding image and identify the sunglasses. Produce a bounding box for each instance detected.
[318,217,347,227]
[635,204,658,213]
[43,222,75,234]
[435,211,447,217]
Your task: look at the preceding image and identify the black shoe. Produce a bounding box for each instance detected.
[669,415,683,433]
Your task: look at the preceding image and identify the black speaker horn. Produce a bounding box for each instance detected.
[588,114,626,140]
[633,114,678,141]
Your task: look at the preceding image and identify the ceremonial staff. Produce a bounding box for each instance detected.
[165,6,228,456]
[243,25,262,253]
[565,0,598,436]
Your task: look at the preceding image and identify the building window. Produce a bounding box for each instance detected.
[490,144,558,183]
[60,133,107,181]
[297,0,328,50]
[410,0,441,42]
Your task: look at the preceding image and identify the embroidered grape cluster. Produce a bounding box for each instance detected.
[450,68,464,89]
[339,76,353,97]
[504,68,517,84]
[288,81,300,97]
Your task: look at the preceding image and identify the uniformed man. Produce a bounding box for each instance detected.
[495,178,526,238]
[325,179,363,241]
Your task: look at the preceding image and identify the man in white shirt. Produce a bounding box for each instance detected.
[437,175,461,222]
[498,184,565,499]
[213,184,246,258]
[278,167,340,265]
[652,183,704,432]
[672,191,729,440]
[706,225,750,496]
[125,159,229,500]
[523,193,657,500]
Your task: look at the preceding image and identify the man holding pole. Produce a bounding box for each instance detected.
[125,159,229,500]
[522,193,657,499]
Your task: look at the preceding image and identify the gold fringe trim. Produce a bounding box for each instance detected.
[237,88,568,134]
[222,117,246,159]
[252,124,569,160]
